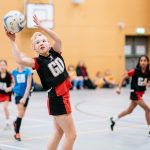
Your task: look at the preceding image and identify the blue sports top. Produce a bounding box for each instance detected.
[12,67,32,96]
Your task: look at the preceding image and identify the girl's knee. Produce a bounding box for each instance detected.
[3,105,8,111]
[55,129,64,137]
[66,132,77,141]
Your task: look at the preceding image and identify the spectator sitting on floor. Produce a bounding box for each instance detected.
[103,70,117,88]
[76,60,96,89]
[67,64,84,90]
[93,71,105,88]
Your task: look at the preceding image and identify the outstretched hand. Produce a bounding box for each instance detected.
[116,87,121,95]
[33,14,42,28]
[4,27,16,42]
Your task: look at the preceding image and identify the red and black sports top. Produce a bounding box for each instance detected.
[0,71,12,94]
[33,47,70,90]
[128,68,150,92]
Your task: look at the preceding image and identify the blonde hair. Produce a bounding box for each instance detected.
[31,32,43,44]
[31,32,49,50]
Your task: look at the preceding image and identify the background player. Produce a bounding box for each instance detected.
[0,59,13,129]
[110,55,150,136]
[12,64,32,141]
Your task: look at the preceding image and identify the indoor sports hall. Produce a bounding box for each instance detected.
[1,0,150,150]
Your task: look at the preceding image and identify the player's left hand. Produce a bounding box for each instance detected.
[4,87,12,93]
[20,98,26,105]
[33,14,42,28]
[116,87,121,95]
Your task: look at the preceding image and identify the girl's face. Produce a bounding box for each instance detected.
[33,35,50,55]
[17,63,24,69]
[96,71,101,77]
[139,56,149,69]
[69,66,74,71]
[79,61,84,67]
[0,61,7,72]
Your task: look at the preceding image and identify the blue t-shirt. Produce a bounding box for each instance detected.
[12,67,32,96]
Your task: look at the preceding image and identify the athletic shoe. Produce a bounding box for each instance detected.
[4,123,11,130]
[110,117,115,131]
[14,133,21,141]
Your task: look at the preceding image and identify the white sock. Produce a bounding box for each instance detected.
[6,119,10,125]
[113,116,119,122]
[148,125,150,131]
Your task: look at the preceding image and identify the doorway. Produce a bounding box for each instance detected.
[125,36,148,70]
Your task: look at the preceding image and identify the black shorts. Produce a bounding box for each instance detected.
[130,91,144,101]
[47,88,72,116]
[15,96,29,107]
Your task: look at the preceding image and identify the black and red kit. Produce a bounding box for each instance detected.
[33,48,72,115]
[0,71,12,102]
[128,68,150,100]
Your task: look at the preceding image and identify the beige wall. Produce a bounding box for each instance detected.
[1,0,150,83]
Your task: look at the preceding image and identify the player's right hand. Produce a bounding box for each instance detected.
[116,88,121,95]
[20,98,26,105]
[4,27,16,42]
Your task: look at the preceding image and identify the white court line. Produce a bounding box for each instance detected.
[0,124,148,144]
[22,119,102,128]
[0,114,50,123]
[0,144,31,150]
[76,119,104,124]
[0,118,102,131]
[19,119,101,129]
[22,124,52,129]
[20,117,50,123]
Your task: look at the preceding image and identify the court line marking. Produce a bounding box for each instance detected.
[0,119,105,135]
[0,114,50,123]
[74,101,148,124]
[0,144,31,150]
[0,119,102,131]
[22,119,102,128]
[75,101,111,118]
[0,123,148,144]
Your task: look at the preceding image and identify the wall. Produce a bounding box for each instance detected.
[1,0,150,83]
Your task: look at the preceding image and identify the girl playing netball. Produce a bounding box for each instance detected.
[5,15,76,149]
[0,60,13,129]
[110,55,150,136]
[12,64,32,141]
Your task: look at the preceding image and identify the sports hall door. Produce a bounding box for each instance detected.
[125,36,148,70]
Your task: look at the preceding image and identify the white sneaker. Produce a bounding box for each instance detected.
[4,123,11,130]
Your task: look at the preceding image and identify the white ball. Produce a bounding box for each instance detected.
[3,10,26,33]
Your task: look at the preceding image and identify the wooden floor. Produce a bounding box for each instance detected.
[0,88,150,150]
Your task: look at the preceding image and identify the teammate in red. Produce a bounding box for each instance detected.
[5,15,76,150]
[0,60,13,129]
[110,55,150,136]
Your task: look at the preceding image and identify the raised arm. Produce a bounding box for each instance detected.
[33,15,61,53]
[5,31,35,68]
